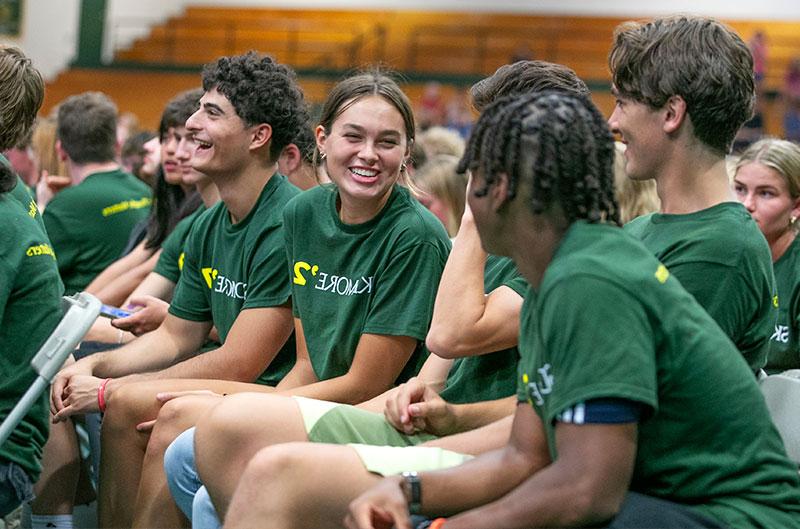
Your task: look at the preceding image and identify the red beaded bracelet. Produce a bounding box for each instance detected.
[98,378,112,413]
[429,519,447,529]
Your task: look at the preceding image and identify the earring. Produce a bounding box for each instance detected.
[792,215,797,226]
[320,152,327,161]
[401,162,408,173]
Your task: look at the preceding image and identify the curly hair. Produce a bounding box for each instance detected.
[159,88,203,141]
[458,92,619,226]
[470,60,589,113]
[202,51,308,161]
[609,16,754,155]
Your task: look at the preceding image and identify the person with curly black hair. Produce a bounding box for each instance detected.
[343,91,800,529]
[49,51,308,528]
[610,16,776,373]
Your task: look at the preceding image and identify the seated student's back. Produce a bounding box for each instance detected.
[43,92,151,294]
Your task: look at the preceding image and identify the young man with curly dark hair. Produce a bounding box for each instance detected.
[48,52,309,528]
[609,16,777,373]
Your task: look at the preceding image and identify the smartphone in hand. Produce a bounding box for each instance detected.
[99,304,133,319]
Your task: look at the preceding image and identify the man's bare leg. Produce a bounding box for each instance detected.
[96,379,274,528]
[223,443,380,529]
[131,394,230,528]
[30,417,80,518]
[194,394,308,517]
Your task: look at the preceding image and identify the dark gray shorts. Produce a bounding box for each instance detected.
[0,461,33,518]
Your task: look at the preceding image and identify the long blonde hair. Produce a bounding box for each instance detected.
[614,142,659,223]
[413,154,466,236]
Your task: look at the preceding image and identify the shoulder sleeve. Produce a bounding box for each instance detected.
[168,219,212,322]
[670,257,773,370]
[362,240,449,340]
[153,214,193,283]
[241,222,292,309]
[534,275,658,424]
[0,251,15,325]
[283,203,299,318]
[42,206,78,276]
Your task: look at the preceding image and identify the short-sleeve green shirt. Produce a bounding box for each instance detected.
[767,235,800,372]
[153,205,206,285]
[518,221,800,529]
[624,202,777,371]
[42,168,152,294]
[0,194,64,481]
[0,154,45,233]
[439,255,527,404]
[169,174,298,386]
[284,184,450,383]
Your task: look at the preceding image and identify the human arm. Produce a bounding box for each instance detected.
[356,354,453,413]
[54,305,293,418]
[382,378,516,436]
[35,170,71,211]
[125,271,177,304]
[111,295,170,336]
[51,313,212,418]
[279,333,419,404]
[92,249,162,306]
[347,404,636,529]
[428,422,637,528]
[425,207,523,359]
[84,240,153,296]
[274,317,319,390]
[345,403,549,529]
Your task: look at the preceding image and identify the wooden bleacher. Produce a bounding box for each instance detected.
[42,7,800,136]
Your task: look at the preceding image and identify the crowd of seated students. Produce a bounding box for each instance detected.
[3,12,800,529]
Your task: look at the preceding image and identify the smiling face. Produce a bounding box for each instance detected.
[317,95,409,217]
[607,92,665,181]
[174,129,208,188]
[141,136,161,179]
[734,161,800,246]
[160,126,194,185]
[185,88,253,178]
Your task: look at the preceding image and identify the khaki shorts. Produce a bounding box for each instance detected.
[293,397,472,476]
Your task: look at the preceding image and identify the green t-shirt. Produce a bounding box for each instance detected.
[0,194,64,481]
[284,184,450,383]
[767,235,800,373]
[153,205,206,285]
[439,255,527,404]
[0,154,45,233]
[624,202,777,371]
[518,221,800,529]
[42,168,152,294]
[169,174,298,386]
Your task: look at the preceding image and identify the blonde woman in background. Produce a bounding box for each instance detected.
[31,114,71,210]
[734,138,800,373]
[414,154,467,237]
[614,142,660,223]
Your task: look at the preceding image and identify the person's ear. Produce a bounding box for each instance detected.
[314,125,327,157]
[490,172,510,212]
[55,140,68,162]
[663,95,688,134]
[250,123,273,151]
[278,143,302,175]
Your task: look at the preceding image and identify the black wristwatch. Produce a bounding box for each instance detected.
[402,471,422,515]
